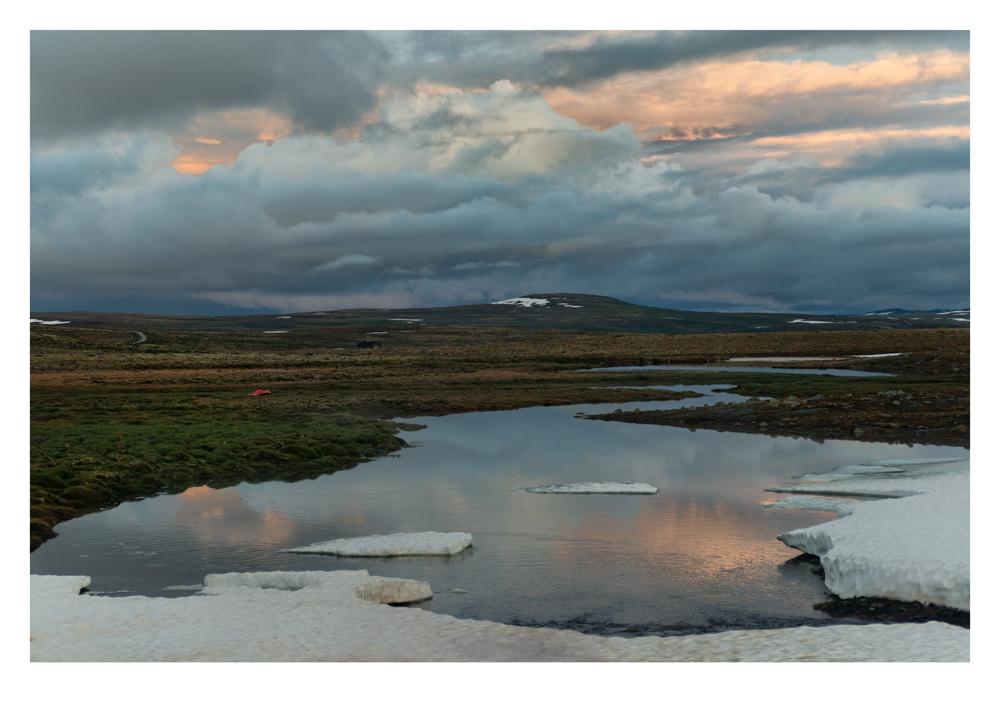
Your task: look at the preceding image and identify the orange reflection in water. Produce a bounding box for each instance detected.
[174,485,296,547]
[547,498,801,583]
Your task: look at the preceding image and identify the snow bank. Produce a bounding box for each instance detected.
[283,531,473,557]
[30,571,968,661]
[774,459,969,610]
[30,319,71,325]
[524,482,658,494]
[491,297,549,307]
[851,353,905,358]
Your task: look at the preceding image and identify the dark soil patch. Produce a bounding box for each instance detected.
[814,596,969,628]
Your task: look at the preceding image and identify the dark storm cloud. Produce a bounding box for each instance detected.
[30,130,970,315]
[260,171,524,226]
[30,31,390,139]
[832,142,971,180]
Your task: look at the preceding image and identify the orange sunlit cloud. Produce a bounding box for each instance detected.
[542,50,969,137]
[171,108,296,175]
[745,125,971,167]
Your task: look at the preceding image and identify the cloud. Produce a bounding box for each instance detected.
[543,49,969,137]
[31,31,390,140]
[392,30,969,91]
[31,64,969,315]
[310,254,383,272]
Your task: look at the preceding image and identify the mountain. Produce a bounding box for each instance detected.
[861,308,970,316]
[31,293,971,334]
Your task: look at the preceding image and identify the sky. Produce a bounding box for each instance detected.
[29,29,971,315]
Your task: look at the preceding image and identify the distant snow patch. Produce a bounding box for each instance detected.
[30,319,71,325]
[388,318,422,322]
[851,353,905,358]
[558,303,583,308]
[524,482,657,494]
[276,316,291,319]
[951,318,970,322]
[262,330,288,334]
[283,532,473,557]
[368,331,388,335]
[787,319,835,324]
[491,298,550,307]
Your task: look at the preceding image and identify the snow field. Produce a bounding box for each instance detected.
[30,572,969,661]
[282,531,473,556]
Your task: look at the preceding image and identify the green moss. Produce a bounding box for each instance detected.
[60,486,106,503]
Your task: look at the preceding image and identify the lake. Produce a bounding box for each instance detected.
[30,385,965,637]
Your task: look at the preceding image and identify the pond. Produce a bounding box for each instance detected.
[30,385,965,637]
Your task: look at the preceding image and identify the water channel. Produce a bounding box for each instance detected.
[30,382,966,637]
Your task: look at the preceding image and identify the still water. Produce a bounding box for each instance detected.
[30,385,965,636]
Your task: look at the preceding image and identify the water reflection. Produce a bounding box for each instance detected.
[30,386,967,634]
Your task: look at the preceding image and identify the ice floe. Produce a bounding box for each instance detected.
[523,482,658,494]
[766,496,859,515]
[773,458,969,610]
[30,319,71,325]
[728,356,846,362]
[793,464,908,481]
[30,571,969,661]
[490,297,550,307]
[282,531,473,557]
[865,457,965,466]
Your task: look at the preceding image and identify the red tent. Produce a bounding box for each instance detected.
[249,390,271,396]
